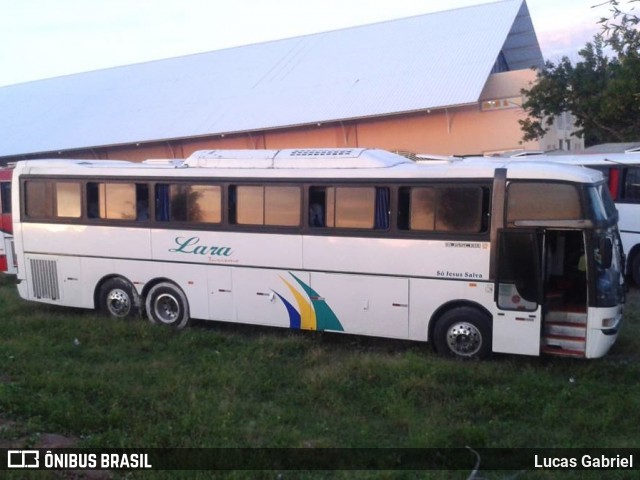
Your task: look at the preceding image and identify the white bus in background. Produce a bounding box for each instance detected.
[0,166,16,274]
[492,151,640,285]
[11,149,625,359]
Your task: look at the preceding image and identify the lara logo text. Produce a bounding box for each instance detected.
[169,236,233,257]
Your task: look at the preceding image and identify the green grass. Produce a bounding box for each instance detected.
[1,273,639,479]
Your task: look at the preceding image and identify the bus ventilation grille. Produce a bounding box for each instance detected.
[29,259,60,300]
[289,149,357,157]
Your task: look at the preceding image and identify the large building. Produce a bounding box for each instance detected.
[0,0,575,163]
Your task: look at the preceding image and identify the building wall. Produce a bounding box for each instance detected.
[7,70,569,162]
[354,105,540,155]
[540,111,585,153]
[16,105,540,161]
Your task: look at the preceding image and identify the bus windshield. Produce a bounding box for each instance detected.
[587,183,618,224]
[593,228,625,308]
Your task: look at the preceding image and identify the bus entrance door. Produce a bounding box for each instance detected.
[493,230,543,356]
[540,230,589,357]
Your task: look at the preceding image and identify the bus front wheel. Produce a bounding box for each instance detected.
[145,282,191,329]
[98,277,140,319]
[433,307,491,360]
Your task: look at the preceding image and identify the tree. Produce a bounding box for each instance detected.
[520,0,640,146]
[598,0,640,56]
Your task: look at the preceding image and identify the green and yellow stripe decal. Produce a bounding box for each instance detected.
[272,273,344,332]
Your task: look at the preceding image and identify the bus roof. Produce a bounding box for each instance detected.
[13,149,604,184]
[182,148,411,169]
[527,152,640,167]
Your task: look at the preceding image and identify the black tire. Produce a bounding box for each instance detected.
[433,307,492,359]
[145,282,190,329]
[98,277,140,319]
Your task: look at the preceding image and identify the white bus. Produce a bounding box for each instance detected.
[0,166,16,274]
[516,151,640,286]
[11,148,625,359]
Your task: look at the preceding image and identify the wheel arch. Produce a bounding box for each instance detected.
[93,274,138,310]
[626,243,640,284]
[427,299,493,343]
[140,277,177,300]
[144,278,191,329]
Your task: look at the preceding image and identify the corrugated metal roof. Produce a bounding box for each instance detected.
[0,0,541,158]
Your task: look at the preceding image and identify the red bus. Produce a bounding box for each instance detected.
[0,167,16,274]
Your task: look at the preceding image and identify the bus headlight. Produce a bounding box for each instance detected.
[602,317,617,328]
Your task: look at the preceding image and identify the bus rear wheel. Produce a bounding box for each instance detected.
[145,282,190,329]
[433,307,491,360]
[98,277,140,319]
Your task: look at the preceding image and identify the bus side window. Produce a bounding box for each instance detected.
[1,182,11,214]
[25,180,87,220]
[436,186,483,232]
[406,187,436,231]
[333,187,375,229]
[25,180,54,218]
[265,186,300,226]
[308,187,326,227]
[55,182,81,218]
[309,186,387,230]
[309,203,324,227]
[622,167,640,202]
[228,186,237,224]
[497,231,542,311]
[375,187,390,230]
[136,184,149,220]
[398,185,485,233]
[507,182,581,224]
[87,183,99,219]
[87,182,137,220]
[155,184,170,221]
[232,185,301,226]
[156,183,221,223]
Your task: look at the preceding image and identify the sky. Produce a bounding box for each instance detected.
[0,0,617,88]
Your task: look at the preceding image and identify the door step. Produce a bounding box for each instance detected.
[545,310,587,325]
[541,345,586,358]
[544,322,586,338]
[542,310,587,358]
[543,333,585,350]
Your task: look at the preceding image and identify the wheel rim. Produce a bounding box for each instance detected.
[154,293,180,324]
[106,288,131,317]
[446,321,482,357]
